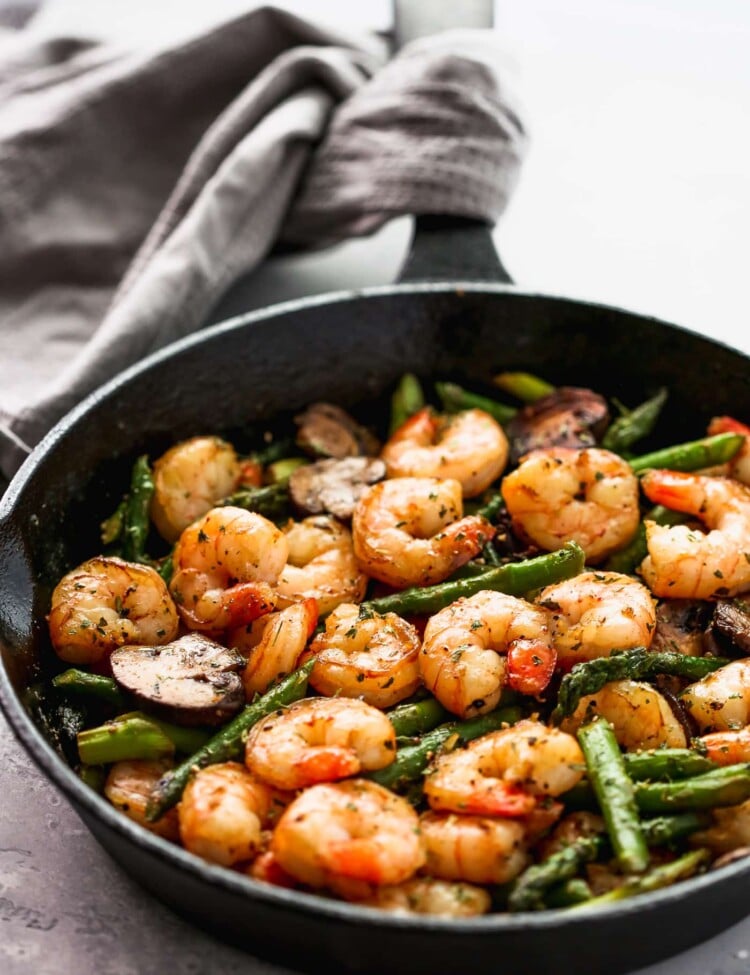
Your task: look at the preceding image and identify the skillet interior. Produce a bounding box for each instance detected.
[2,283,750,974]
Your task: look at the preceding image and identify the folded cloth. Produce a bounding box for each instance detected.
[0,5,527,480]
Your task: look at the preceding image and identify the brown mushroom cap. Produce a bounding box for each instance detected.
[295,403,380,459]
[709,599,750,656]
[289,456,386,520]
[110,633,245,726]
[506,387,609,464]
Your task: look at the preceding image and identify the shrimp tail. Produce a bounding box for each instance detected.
[250,850,299,888]
[640,469,705,515]
[327,838,388,883]
[708,416,750,438]
[296,747,361,784]
[506,638,557,696]
[438,516,496,566]
[464,785,537,818]
[300,597,320,639]
[223,582,278,629]
[391,407,438,444]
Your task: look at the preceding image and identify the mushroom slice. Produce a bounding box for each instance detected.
[651,599,712,657]
[710,599,750,656]
[111,633,245,726]
[289,456,386,520]
[295,403,380,459]
[506,387,609,464]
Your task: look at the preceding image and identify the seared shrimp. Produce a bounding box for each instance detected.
[48,556,178,664]
[275,516,367,615]
[178,762,284,866]
[352,477,494,589]
[693,798,750,854]
[698,728,750,766]
[151,436,241,543]
[382,407,509,497]
[231,599,319,698]
[561,679,687,750]
[681,659,750,732]
[419,812,528,885]
[303,603,421,708]
[420,591,555,717]
[707,416,750,485]
[537,571,656,669]
[357,878,491,917]
[170,506,287,632]
[271,780,425,897]
[104,759,179,841]
[502,447,640,563]
[640,471,750,598]
[245,697,395,791]
[424,720,585,816]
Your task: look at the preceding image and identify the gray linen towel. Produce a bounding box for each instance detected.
[0,5,527,480]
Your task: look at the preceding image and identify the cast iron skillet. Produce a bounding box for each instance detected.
[1,217,750,975]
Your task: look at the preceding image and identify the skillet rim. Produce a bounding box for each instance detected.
[2,280,750,936]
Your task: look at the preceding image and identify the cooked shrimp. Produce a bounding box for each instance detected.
[707,416,750,485]
[231,599,318,698]
[245,697,395,791]
[275,516,367,615]
[561,679,688,750]
[178,762,283,866]
[420,591,555,718]
[356,878,491,917]
[302,603,420,708]
[501,447,640,563]
[104,759,179,841]
[419,812,529,885]
[681,659,750,732]
[169,506,287,632]
[640,471,750,598]
[381,407,509,498]
[246,847,299,889]
[271,780,425,898]
[352,477,494,588]
[537,571,656,669]
[424,720,585,816]
[151,436,241,543]
[692,798,750,854]
[48,556,178,664]
[698,728,750,766]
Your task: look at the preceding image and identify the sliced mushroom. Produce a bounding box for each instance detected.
[289,456,386,520]
[709,600,750,656]
[712,847,750,870]
[651,599,713,657]
[506,387,609,464]
[111,633,245,726]
[295,403,380,459]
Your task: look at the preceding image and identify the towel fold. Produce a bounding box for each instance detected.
[0,4,527,480]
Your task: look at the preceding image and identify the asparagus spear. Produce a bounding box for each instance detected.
[266,457,307,483]
[635,764,750,813]
[545,878,593,908]
[509,811,709,912]
[605,505,685,574]
[601,388,668,453]
[552,649,730,722]
[624,749,718,782]
[508,835,605,912]
[53,669,125,707]
[492,371,555,404]
[77,712,211,765]
[386,697,448,738]
[435,382,517,425]
[390,373,425,434]
[578,719,649,873]
[369,705,522,792]
[629,432,743,474]
[100,455,156,563]
[361,542,585,618]
[472,493,505,522]
[575,849,709,909]
[220,481,289,520]
[249,438,296,467]
[146,661,314,821]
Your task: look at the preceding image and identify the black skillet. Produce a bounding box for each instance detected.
[1,213,750,975]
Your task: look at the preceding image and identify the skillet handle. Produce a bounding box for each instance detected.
[396,215,513,285]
